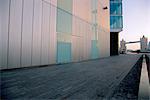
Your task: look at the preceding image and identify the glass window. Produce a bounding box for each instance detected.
[110,3,122,15]
[110,16,123,29]
[110,0,123,30]
[110,0,122,2]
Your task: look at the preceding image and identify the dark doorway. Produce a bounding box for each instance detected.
[110,32,119,56]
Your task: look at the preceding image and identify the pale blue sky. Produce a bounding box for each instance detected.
[119,0,150,50]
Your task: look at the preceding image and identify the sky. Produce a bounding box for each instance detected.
[119,0,150,50]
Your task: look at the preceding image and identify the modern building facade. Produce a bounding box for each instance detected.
[110,0,123,55]
[0,0,110,70]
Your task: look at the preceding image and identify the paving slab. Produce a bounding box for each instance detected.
[0,54,142,99]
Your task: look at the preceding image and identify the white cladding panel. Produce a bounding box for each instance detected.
[72,0,92,61]
[8,0,23,68]
[21,0,34,67]
[0,0,57,69]
[97,0,110,57]
[32,0,42,66]
[0,0,9,69]
[0,0,2,69]
[50,0,57,6]
[98,30,110,57]
[49,5,57,64]
[41,2,50,65]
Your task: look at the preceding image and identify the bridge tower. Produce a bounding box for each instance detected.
[120,39,126,54]
[148,42,150,51]
[140,35,148,52]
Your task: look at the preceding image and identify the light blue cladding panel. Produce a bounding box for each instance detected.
[56,8,72,34]
[8,0,23,68]
[21,0,34,67]
[32,0,42,66]
[91,40,99,59]
[0,0,9,69]
[56,0,72,34]
[57,42,71,63]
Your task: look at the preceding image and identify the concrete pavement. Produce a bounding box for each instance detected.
[146,54,150,83]
[1,54,142,99]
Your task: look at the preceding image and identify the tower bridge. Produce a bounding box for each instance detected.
[120,36,148,54]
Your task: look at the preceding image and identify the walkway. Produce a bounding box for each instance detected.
[1,54,141,99]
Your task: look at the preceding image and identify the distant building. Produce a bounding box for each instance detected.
[110,0,123,55]
[140,36,148,52]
